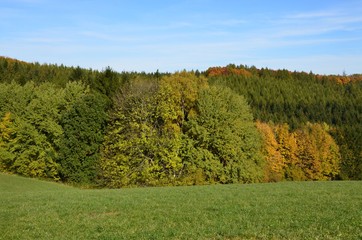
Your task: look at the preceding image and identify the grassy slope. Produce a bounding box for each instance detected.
[0,173,361,240]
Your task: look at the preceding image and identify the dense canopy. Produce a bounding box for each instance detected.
[0,57,361,186]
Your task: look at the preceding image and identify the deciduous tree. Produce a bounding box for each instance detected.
[256,121,284,182]
[183,86,264,183]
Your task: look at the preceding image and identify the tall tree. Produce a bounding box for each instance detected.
[99,78,183,187]
[157,71,208,129]
[295,123,340,180]
[274,124,302,180]
[256,121,284,182]
[0,112,14,171]
[58,82,107,184]
[7,83,65,179]
[182,86,265,184]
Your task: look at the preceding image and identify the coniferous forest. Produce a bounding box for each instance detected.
[0,57,361,187]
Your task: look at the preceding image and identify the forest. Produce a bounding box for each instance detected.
[0,57,361,187]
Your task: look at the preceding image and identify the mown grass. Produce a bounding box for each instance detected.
[0,173,361,239]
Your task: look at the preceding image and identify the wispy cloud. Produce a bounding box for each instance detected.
[23,37,70,44]
[79,31,140,42]
[286,10,340,19]
[251,7,362,49]
[1,0,361,74]
[211,19,248,27]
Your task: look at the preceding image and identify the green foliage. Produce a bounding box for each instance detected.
[58,83,107,184]
[7,119,60,179]
[333,124,362,180]
[100,75,264,187]
[157,71,208,128]
[0,81,35,118]
[0,82,65,179]
[93,67,121,98]
[0,57,139,103]
[0,57,360,185]
[182,86,264,183]
[0,81,107,183]
[208,65,362,179]
[99,78,183,187]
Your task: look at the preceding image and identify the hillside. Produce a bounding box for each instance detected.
[0,57,361,186]
[207,65,362,180]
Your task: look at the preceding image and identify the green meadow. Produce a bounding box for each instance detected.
[0,173,361,240]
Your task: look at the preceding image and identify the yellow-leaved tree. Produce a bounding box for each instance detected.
[295,123,340,180]
[273,123,303,180]
[256,121,284,182]
[0,112,14,171]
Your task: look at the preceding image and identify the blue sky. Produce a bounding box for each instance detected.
[1,0,362,74]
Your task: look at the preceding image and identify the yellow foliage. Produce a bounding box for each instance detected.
[257,122,340,181]
[0,112,13,143]
[158,71,208,127]
[256,121,285,182]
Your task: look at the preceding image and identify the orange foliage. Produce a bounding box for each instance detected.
[315,74,362,84]
[206,67,252,77]
[257,122,340,182]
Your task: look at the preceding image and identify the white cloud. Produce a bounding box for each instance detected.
[286,10,340,20]
[1,1,361,74]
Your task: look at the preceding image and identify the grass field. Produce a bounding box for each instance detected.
[0,173,361,239]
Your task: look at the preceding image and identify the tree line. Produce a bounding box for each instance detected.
[207,65,361,180]
[0,57,360,186]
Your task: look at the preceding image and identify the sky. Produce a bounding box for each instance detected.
[1,0,362,74]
